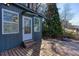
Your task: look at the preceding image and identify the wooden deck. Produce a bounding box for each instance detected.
[0,41,41,56]
[0,46,33,56]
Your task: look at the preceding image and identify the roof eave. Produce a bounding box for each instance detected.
[12,3,46,19]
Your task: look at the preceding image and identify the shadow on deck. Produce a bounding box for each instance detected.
[0,41,42,56]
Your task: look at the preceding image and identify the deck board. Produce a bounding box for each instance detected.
[16,47,24,56]
[18,47,27,56]
[11,49,19,56]
[14,48,22,56]
[4,51,9,56]
[8,50,14,56]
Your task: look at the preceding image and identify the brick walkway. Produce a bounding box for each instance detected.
[40,39,79,56]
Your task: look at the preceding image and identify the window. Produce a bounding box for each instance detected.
[29,4,32,9]
[2,9,19,34]
[25,3,28,7]
[34,17,40,32]
[27,4,32,9]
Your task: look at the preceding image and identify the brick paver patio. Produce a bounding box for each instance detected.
[40,39,79,56]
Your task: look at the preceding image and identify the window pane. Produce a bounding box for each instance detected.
[34,17,40,32]
[3,10,19,23]
[3,22,19,33]
[24,18,31,34]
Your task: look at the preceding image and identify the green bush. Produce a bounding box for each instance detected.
[42,3,63,38]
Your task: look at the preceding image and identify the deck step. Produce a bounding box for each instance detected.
[22,40,36,48]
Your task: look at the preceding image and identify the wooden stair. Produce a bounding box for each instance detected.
[21,40,36,48]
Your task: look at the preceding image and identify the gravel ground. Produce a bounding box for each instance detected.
[40,39,79,56]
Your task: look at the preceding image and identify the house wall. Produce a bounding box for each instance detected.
[0,4,23,52]
[33,17,42,42]
[0,3,42,52]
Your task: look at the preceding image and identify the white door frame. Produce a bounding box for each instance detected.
[22,16,32,41]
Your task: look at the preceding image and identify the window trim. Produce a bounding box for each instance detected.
[34,17,40,32]
[29,4,32,9]
[2,8,19,34]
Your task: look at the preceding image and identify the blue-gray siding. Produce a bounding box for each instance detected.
[0,3,42,52]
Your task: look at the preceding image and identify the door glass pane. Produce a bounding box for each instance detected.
[24,18,31,34]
